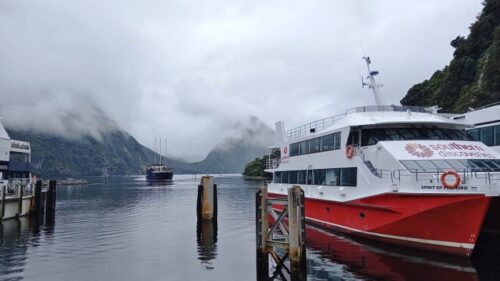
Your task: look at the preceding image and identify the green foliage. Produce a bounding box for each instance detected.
[401,0,500,112]
[242,149,280,178]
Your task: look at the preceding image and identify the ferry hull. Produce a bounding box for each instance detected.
[269,193,491,256]
[146,172,173,181]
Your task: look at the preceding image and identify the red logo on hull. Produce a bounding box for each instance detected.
[405,143,434,158]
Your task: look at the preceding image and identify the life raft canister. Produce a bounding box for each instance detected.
[440,170,461,189]
[346,145,354,159]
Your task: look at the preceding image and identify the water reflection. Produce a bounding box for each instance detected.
[1,176,499,281]
[0,218,38,279]
[145,179,174,187]
[196,219,218,270]
[305,225,479,281]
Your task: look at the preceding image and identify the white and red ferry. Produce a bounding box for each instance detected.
[265,57,500,257]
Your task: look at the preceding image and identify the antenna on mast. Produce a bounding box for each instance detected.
[361,55,385,106]
[154,138,157,164]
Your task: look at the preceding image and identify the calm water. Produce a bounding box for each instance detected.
[1,174,499,281]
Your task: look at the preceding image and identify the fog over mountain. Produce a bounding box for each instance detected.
[0,0,483,161]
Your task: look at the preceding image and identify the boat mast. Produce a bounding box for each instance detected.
[154,138,157,164]
[361,56,385,106]
[165,138,167,164]
[159,137,162,165]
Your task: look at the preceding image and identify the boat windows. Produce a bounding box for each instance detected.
[399,160,422,171]
[307,170,313,185]
[340,168,357,186]
[282,171,289,184]
[290,143,299,156]
[325,168,340,186]
[347,130,360,146]
[497,125,500,145]
[290,132,341,157]
[400,159,500,172]
[445,159,468,170]
[289,171,298,184]
[274,172,282,183]
[480,126,494,146]
[416,160,438,171]
[431,160,453,169]
[361,127,473,146]
[334,133,341,149]
[467,125,500,146]
[313,169,325,185]
[298,170,306,184]
[321,134,334,151]
[467,129,480,141]
[299,142,307,155]
[274,167,357,186]
[310,138,320,153]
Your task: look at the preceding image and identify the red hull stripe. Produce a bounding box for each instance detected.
[305,216,474,249]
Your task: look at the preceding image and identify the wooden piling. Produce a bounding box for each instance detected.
[256,185,307,281]
[256,187,270,280]
[34,181,42,218]
[17,184,23,218]
[288,187,306,279]
[197,176,217,221]
[1,184,5,219]
[45,180,56,222]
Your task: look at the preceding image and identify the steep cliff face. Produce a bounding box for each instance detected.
[401,0,500,112]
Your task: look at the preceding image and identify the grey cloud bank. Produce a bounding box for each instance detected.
[0,0,482,161]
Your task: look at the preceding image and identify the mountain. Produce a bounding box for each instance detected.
[3,104,196,177]
[5,112,273,177]
[401,0,500,112]
[6,128,196,177]
[189,116,274,174]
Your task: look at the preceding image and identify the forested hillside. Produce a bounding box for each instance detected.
[401,0,500,112]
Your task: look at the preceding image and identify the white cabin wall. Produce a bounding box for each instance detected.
[360,145,404,171]
[459,105,500,126]
[0,138,10,162]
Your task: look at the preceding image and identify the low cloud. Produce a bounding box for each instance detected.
[0,0,483,161]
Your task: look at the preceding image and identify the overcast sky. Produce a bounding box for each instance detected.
[0,0,483,161]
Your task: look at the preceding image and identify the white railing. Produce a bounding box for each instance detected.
[285,105,434,141]
[373,168,500,185]
[266,158,280,170]
[286,115,340,141]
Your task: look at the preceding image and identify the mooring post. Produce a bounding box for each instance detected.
[34,180,42,218]
[17,184,24,218]
[46,180,56,221]
[256,186,270,280]
[1,184,5,219]
[197,176,217,221]
[289,186,306,280]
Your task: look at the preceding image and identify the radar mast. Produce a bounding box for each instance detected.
[361,56,385,106]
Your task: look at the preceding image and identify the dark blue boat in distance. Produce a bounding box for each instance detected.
[146,163,173,181]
